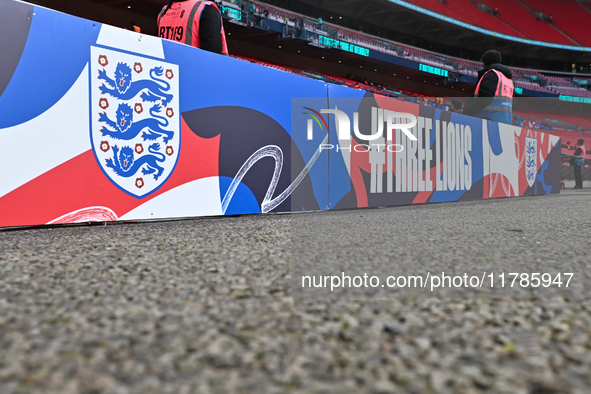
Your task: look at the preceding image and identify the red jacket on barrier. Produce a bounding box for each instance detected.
[158,0,228,55]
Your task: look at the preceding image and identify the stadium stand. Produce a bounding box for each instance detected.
[480,0,574,45]
[233,49,591,151]
[405,0,525,38]
[509,69,591,96]
[406,0,575,45]
[514,109,591,145]
[249,1,591,99]
[545,75,580,88]
[239,38,591,151]
[542,113,591,132]
[518,0,591,46]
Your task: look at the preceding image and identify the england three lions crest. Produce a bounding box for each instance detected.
[90,47,180,198]
[525,136,537,188]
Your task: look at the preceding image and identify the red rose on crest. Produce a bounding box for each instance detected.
[99,98,109,110]
[134,103,143,114]
[165,69,174,79]
[134,62,143,73]
[100,141,110,152]
[98,55,108,67]
[166,108,174,118]
[135,143,144,154]
[166,146,174,156]
[135,178,144,189]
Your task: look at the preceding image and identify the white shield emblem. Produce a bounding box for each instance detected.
[90,46,180,198]
[525,136,537,188]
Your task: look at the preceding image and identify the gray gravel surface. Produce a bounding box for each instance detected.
[291,190,590,299]
[1,191,591,393]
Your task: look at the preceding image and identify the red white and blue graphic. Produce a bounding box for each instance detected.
[90,47,180,198]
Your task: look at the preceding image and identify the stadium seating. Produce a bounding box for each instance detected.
[478,0,575,45]
[518,0,591,46]
[550,87,591,98]
[405,0,575,45]
[250,2,591,100]
[238,47,591,148]
[544,114,591,132]
[515,109,591,133]
[446,0,526,37]
[545,75,579,88]
[404,0,523,37]
[245,1,591,160]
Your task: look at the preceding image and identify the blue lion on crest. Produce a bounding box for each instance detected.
[99,102,175,143]
[106,143,167,180]
[98,62,174,106]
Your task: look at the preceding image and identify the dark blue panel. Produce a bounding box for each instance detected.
[0,6,101,128]
[0,0,33,99]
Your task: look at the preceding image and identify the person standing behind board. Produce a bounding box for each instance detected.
[572,139,586,189]
[158,0,228,55]
[463,50,514,124]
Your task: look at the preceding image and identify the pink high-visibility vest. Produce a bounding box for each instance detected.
[574,144,586,166]
[473,69,514,124]
[474,69,514,98]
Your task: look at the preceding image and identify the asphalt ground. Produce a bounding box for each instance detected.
[1,189,591,393]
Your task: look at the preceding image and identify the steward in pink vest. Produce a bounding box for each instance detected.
[463,50,514,124]
[158,0,229,55]
[573,140,586,166]
[573,139,586,189]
